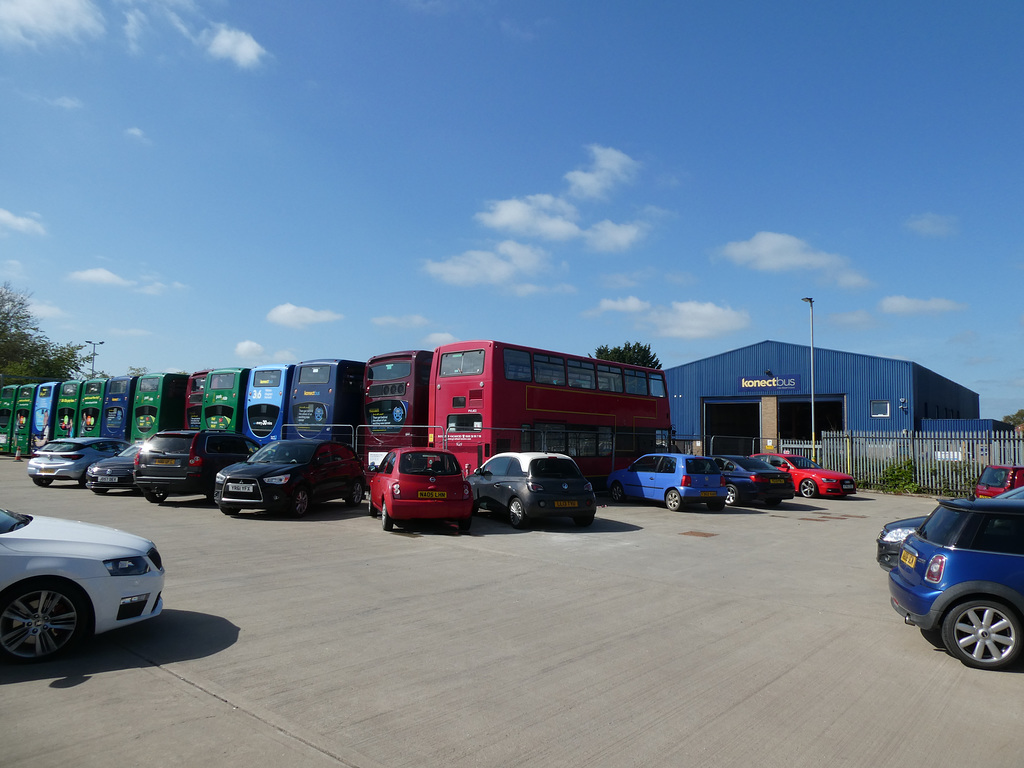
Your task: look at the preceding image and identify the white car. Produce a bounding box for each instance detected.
[0,508,165,662]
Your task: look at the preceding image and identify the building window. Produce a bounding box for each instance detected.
[870,400,891,418]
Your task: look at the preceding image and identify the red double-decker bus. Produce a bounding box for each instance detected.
[427,340,670,483]
[183,369,210,430]
[361,350,434,468]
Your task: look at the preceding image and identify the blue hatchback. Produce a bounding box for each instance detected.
[607,453,727,511]
[889,496,1024,670]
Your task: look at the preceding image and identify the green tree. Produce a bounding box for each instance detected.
[0,282,89,379]
[1002,409,1024,428]
[594,341,661,369]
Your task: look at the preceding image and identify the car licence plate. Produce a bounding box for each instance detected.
[900,549,917,569]
[770,478,784,484]
[40,468,56,474]
[841,481,854,489]
[554,500,579,508]
[97,476,119,483]
[227,483,254,493]
[700,491,717,497]
[154,458,176,465]
[418,490,447,499]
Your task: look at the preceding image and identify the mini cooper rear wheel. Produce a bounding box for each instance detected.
[941,599,1023,670]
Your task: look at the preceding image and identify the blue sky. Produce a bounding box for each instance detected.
[2,1,1023,419]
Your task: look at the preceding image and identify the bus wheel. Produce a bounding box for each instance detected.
[508,498,528,529]
[664,488,682,512]
[609,482,626,503]
[382,501,394,531]
[288,486,310,518]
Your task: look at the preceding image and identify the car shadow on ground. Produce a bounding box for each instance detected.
[467,512,642,535]
[0,609,239,686]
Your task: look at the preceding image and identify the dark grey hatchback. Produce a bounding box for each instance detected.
[467,451,597,529]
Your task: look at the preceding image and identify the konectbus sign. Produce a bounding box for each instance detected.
[737,375,801,392]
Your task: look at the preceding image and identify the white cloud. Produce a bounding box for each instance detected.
[719,231,869,288]
[124,126,151,144]
[28,299,65,319]
[372,314,430,327]
[0,0,105,48]
[583,220,647,252]
[590,296,652,314]
[830,309,877,328]
[423,332,457,347]
[564,145,640,199]
[646,301,751,339]
[201,23,267,68]
[905,213,957,238]
[0,209,46,236]
[424,240,547,290]
[68,267,135,287]
[235,340,265,359]
[123,7,146,54]
[878,295,967,315]
[266,303,342,329]
[475,194,581,241]
[1,259,26,279]
[47,95,82,109]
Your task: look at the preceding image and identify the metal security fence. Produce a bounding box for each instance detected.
[817,430,1024,496]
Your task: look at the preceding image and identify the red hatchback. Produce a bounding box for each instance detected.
[368,448,473,532]
[751,453,857,499]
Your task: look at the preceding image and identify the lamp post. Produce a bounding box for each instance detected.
[84,340,104,376]
[801,298,815,463]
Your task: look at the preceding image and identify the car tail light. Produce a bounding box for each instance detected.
[62,454,84,460]
[463,482,471,500]
[924,554,946,584]
[391,481,401,498]
[679,475,691,487]
[188,454,203,467]
[720,475,727,486]
[749,474,759,482]
[584,481,593,492]
[527,481,544,492]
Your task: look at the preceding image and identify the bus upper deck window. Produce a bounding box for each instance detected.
[441,350,485,377]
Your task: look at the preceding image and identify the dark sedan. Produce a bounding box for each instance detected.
[214,439,365,518]
[712,455,795,507]
[84,443,143,494]
[876,516,927,571]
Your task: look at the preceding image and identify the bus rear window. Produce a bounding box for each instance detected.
[61,382,78,395]
[298,366,331,384]
[139,377,159,392]
[210,373,236,390]
[85,382,104,395]
[109,380,128,395]
[253,370,282,387]
[440,350,485,377]
[369,362,412,381]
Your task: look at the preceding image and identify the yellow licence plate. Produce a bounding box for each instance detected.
[417,490,447,499]
[154,458,176,465]
[700,491,717,497]
[554,500,578,508]
[770,479,785,484]
[900,549,917,569]
[40,468,56,474]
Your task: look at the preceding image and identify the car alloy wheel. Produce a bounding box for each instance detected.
[382,500,394,531]
[941,599,1023,670]
[508,498,527,529]
[0,579,90,663]
[799,479,818,498]
[289,486,310,518]
[347,480,364,507]
[664,488,682,512]
[725,484,739,506]
[609,481,626,503]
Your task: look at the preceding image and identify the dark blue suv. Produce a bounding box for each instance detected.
[889,497,1024,670]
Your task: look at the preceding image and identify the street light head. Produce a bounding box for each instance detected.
[801,297,814,304]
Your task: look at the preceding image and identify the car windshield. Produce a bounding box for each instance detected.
[249,442,317,464]
[118,444,142,458]
[529,457,583,479]
[916,505,968,547]
[38,441,82,453]
[399,451,461,475]
[785,456,822,469]
[0,509,31,534]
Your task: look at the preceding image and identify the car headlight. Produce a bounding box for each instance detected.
[881,527,917,543]
[104,556,150,576]
[215,471,226,483]
[264,474,290,485]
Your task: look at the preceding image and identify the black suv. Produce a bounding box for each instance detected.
[135,430,259,504]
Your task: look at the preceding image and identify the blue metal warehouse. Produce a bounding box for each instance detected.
[664,340,980,451]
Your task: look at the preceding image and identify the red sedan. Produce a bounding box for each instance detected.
[368,448,473,532]
[751,453,857,498]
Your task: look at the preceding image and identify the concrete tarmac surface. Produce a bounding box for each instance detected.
[2,455,1023,768]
